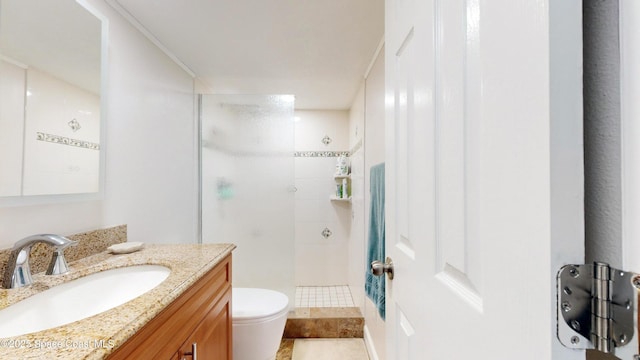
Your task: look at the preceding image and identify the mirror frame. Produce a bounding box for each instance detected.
[0,0,109,207]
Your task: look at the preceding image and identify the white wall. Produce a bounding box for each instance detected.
[348,85,365,309]
[0,0,197,248]
[98,0,197,244]
[0,59,26,197]
[294,110,351,285]
[361,46,386,360]
[347,44,385,360]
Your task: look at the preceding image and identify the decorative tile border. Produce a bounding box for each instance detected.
[295,151,349,158]
[294,139,363,158]
[36,132,100,150]
[207,139,363,158]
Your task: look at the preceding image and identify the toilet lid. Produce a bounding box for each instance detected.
[232,288,289,320]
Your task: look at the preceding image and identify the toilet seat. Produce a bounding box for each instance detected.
[232,288,289,324]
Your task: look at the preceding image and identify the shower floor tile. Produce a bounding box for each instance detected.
[295,286,355,308]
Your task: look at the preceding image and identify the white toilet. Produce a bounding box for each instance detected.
[232,288,289,360]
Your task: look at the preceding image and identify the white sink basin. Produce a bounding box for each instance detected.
[0,264,170,338]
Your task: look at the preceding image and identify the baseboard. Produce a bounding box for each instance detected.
[363,325,380,360]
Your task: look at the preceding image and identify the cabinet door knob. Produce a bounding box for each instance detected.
[183,342,197,360]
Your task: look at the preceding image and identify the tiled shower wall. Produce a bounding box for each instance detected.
[0,60,100,197]
[294,110,352,286]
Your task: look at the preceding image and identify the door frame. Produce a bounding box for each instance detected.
[620,0,640,273]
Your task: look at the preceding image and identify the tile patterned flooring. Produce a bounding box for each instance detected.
[295,286,355,308]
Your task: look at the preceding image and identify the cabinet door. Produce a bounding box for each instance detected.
[107,255,232,360]
[177,289,232,360]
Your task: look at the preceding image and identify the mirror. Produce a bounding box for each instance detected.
[0,0,105,200]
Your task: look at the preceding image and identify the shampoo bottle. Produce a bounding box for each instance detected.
[342,178,348,199]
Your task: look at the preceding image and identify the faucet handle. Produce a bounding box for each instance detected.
[46,240,77,275]
[55,238,77,251]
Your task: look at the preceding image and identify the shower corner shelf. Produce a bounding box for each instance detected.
[330,195,352,202]
[332,172,352,203]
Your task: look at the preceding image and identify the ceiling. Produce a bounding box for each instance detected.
[112,0,384,109]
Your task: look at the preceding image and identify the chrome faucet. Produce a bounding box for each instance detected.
[2,234,77,289]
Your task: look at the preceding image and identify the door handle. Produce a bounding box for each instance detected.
[183,342,197,360]
[371,257,394,280]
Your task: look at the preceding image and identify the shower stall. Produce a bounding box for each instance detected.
[199,94,296,303]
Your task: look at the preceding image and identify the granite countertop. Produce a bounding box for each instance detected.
[0,243,235,359]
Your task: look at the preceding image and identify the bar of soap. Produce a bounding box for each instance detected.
[107,242,144,254]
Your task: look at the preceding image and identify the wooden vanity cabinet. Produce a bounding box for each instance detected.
[107,255,232,360]
[174,292,231,360]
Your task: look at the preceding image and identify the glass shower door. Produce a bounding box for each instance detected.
[200,94,295,303]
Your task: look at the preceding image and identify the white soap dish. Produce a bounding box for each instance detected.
[107,242,145,254]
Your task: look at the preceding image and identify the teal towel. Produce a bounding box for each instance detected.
[365,163,385,320]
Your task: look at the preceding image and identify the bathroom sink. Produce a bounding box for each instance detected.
[0,264,170,338]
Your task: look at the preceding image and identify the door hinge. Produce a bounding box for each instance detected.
[557,262,640,358]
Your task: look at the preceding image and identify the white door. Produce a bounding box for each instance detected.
[384,1,584,359]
